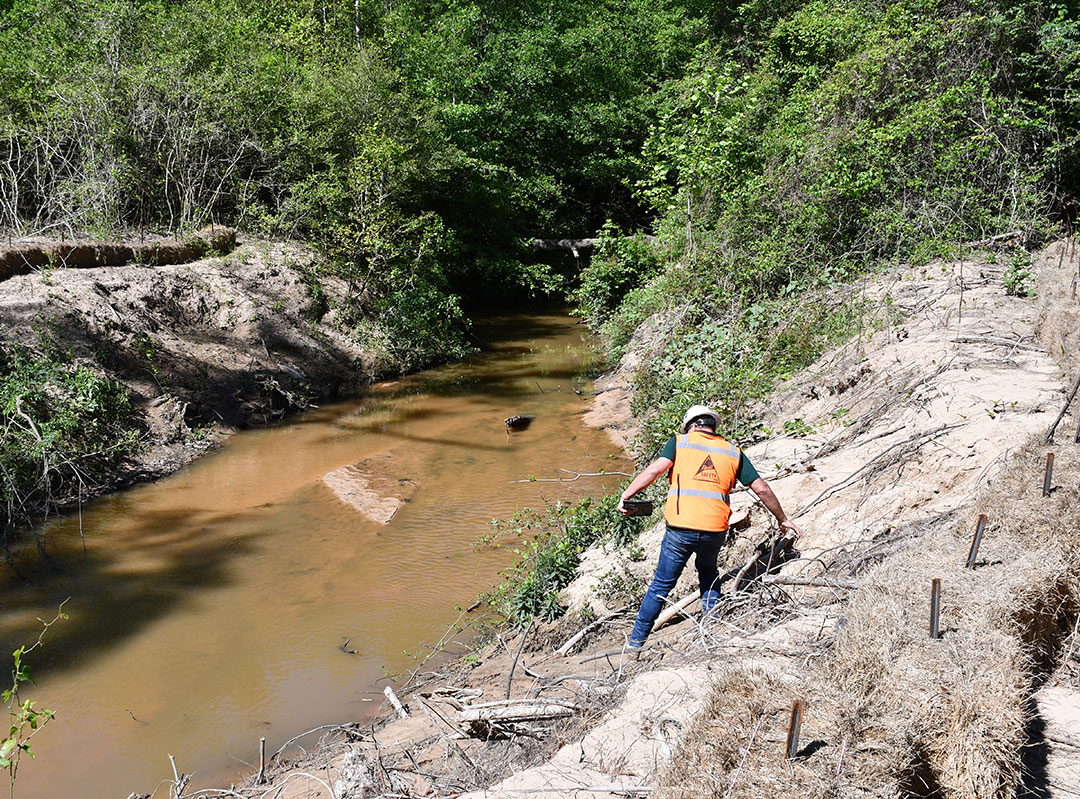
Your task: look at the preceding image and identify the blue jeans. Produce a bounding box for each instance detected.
[629,526,727,646]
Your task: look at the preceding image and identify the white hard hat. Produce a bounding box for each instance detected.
[681,405,721,433]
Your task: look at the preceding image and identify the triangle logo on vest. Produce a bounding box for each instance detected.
[694,455,718,481]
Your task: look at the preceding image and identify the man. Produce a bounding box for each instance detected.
[618,404,803,648]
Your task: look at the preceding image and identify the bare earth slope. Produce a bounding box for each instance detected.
[0,240,375,486]
[138,241,1080,799]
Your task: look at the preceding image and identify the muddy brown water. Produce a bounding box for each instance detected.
[1,312,631,799]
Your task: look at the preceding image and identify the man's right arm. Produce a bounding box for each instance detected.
[617,457,674,515]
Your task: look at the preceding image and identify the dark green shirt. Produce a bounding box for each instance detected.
[659,434,760,486]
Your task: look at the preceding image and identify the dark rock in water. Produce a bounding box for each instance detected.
[504,415,533,432]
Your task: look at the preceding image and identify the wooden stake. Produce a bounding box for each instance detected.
[785,700,804,759]
[1044,453,1055,497]
[256,736,266,784]
[384,685,409,719]
[966,515,987,569]
[930,579,942,639]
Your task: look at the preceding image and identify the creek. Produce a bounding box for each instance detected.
[0,311,631,799]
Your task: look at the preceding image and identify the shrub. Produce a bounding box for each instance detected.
[487,492,650,624]
[0,338,139,536]
[574,222,663,327]
[1003,250,1037,297]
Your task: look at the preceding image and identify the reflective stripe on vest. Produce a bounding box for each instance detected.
[673,435,741,460]
[666,487,731,503]
[664,431,740,532]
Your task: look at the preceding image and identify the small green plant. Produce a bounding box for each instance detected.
[984,399,1017,419]
[132,331,168,390]
[2,603,67,797]
[595,563,646,606]
[782,418,815,437]
[1003,251,1036,297]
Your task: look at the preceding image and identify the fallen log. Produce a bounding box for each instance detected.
[529,235,658,257]
[529,238,599,255]
[460,700,578,724]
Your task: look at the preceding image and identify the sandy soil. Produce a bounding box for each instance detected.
[221,240,1080,799]
[0,239,375,493]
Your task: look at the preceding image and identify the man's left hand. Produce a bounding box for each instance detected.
[779,519,803,538]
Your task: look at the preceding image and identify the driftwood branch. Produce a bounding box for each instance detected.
[732,536,794,592]
[651,592,700,632]
[468,786,652,794]
[460,699,578,724]
[475,786,656,794]
[509,469,631,484]
[947,335,1046,352]
[555,607,630,656]
[1045,372,1080,443]
[760,575,857,590]
[415,698,484,782]
[383,685,409,719]
[579,644,650,664]
[269,723,365,761]
[797,423,966,516]
[530,673,600,698]
[505,618,536,699]
[965,230,1025,248]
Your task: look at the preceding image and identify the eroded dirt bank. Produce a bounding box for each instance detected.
[220,240,1080,799]
[0,239,376,490]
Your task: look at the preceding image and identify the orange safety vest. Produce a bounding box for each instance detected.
[664,431,741,532]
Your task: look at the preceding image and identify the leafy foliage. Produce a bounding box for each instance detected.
[590,0,1080,454]
[574,222,663,326]
[4,0,1076,384]
[0,337,139,537]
